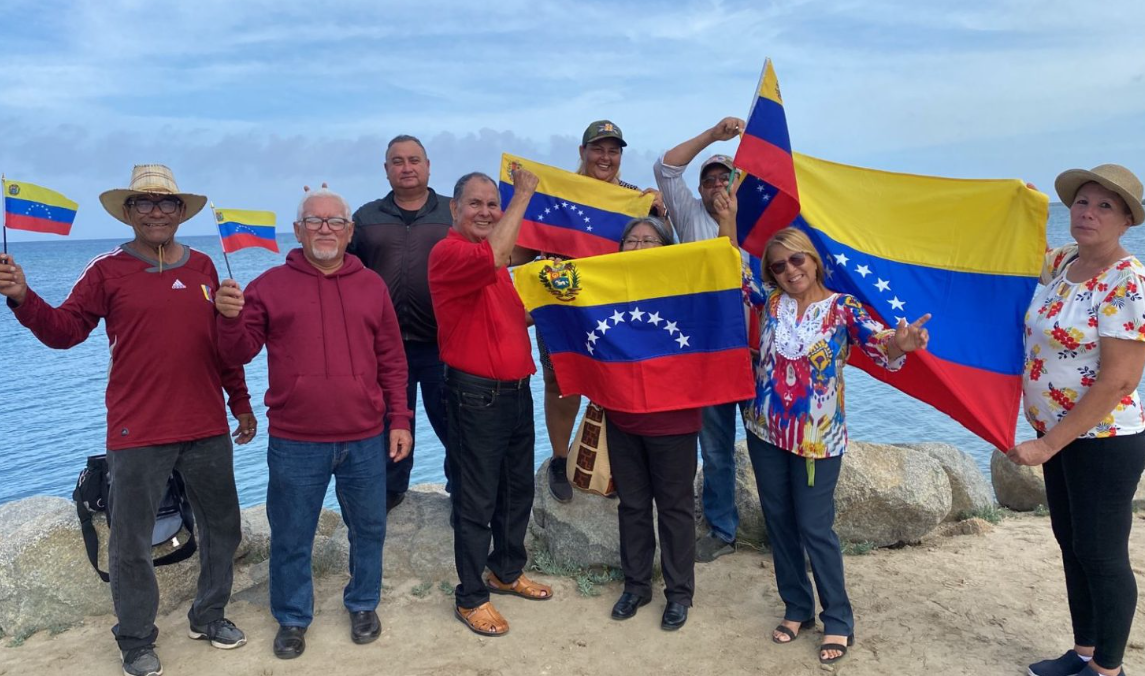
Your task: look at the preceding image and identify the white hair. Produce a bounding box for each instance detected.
[296,185,352,221]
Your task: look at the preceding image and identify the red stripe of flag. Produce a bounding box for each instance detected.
[550,349,755,414]
[5,213,73,236]
[516,220,620,259]
[221,233,280,254]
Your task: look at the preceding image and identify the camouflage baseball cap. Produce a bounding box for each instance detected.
[700,154,735,174]
[582,120,627,147]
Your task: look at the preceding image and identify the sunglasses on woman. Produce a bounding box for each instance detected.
[767,252,808,275]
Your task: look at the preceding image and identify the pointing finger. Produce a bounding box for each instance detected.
[911,313,932,328]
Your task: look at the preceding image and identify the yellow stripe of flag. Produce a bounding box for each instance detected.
[500,154,654,217]
[3,179,78,211]
[794,153,1047,276]
[514,239,742,310]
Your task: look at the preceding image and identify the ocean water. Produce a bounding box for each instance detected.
[2,204,1142,510]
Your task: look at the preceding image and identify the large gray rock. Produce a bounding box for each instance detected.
[834,441,952,546]
[694,440,768,546]
[323,484,455,582]
[530,458,625,569]
[896,442,994,520]
[990,450,1047,511]
[0,496,204,638]
[988,449,1145,511]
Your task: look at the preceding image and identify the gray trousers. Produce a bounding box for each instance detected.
[105,434,241,651]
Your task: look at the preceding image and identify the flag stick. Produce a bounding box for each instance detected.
[211,202,234,279]
[1,173,8,257]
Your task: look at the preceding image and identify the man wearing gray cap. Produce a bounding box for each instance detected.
[654,117,751,564]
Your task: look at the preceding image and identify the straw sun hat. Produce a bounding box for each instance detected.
[99,164,208,225]
[1054,163,1144,226]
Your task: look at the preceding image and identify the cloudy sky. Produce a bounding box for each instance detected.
[2,0,1144,241]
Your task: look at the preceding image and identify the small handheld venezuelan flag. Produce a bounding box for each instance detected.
[2,176,79,253]
[214,206,279,254]
[733,58,801,257]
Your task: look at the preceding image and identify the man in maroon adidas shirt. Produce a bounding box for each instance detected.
[0,165,254,676]
[429,167,555,637]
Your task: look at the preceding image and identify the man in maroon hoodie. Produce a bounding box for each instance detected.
[214,186,412,660]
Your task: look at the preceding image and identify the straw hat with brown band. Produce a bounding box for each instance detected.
[1054,163,1144,226]
[98,164,208,225]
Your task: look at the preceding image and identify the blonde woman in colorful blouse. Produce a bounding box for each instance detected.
[1009,165,1145,676]
[713,191,930,665]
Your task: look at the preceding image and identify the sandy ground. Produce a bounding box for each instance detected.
[3,513,1144,676]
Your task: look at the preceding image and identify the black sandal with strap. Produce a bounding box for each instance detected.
[819,634,855,664]
[771,618,815,644]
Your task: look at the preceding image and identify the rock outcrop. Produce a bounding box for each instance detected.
[530,458,627,570]
[834,441,952,546]
[990,450,1047,511]
[896,442,994,520]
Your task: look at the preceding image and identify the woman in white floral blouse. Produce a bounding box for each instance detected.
[1010,165,1145,676]
[713,188,930,665]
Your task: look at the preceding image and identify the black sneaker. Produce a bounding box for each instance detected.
[694,533,735,563]
[1028,650,1087,676]
[548,460,573,503]
[121,647,162,676]
[188,618,247,649]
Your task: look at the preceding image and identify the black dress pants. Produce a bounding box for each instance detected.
[606,420,698,606]
[444,368,535,609]
[1042,432,1145,668]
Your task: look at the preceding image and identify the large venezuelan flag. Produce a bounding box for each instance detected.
[499,154,654,259]
[514,239,755,413]
[733,58,800,257]
[778,154,1048,450]
[214,208,279,254]
[2,179,78,236]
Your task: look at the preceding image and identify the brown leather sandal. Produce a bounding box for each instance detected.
[485,572,554,601]
[454,602,509,636]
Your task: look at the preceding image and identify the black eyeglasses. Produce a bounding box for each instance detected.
[128,198,183,214]
[299,216,351,231]
[701,172,732,188]
[768,252,809,275]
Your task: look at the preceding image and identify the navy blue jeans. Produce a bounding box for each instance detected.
[698,400,749,543]
[747,433,854,637]
[266,434,387,628]
[444,367,535,609]
[387,340,449,496]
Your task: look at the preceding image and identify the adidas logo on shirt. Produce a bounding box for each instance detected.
[171,279,187,290]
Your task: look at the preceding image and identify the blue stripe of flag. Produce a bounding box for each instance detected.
[217,221,276,240]
[795,216,1035,376]
[499,183,634,244]
[532,289,746,362]
[4,196,77,224]
[743,95,792,154]
[734,173,781,244]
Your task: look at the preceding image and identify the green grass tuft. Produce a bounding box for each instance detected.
[529,549,622,597]
[841,541,875,556]
[439,581,455,596]
[956,505,1009,524]
[411,581,433,598]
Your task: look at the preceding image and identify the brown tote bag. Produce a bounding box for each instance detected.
[565,402,616,497]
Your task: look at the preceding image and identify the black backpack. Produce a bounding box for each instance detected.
[73,454,198,582]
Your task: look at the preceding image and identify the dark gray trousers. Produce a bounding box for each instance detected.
[105,434,241,651]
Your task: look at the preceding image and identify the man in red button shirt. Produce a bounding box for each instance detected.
[429,168,554,636]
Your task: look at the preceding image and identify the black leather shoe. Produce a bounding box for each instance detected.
[610,592,651,620]
[350,610,381,644]
[273,625,306,659]
[661,602,688,631]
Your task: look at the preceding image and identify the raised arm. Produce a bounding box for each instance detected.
[214,279,269,367]
[662,117,745,168]
[488,168,538,269]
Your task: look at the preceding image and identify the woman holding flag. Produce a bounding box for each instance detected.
[1009,165,1145,676]
[604,215,699,632]
[713,180,930,665]
[526,120,666,503]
